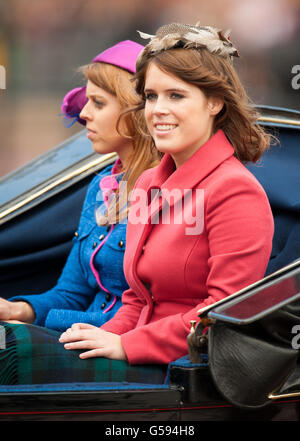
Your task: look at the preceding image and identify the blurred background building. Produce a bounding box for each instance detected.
[0,0,299,177]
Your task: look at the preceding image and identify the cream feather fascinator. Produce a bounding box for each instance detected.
[137,22,239,63]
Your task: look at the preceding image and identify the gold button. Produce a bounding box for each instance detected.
[74,231,79,237]
[99,234,105,240]
[92,242,97,249]
[118,240,124,248]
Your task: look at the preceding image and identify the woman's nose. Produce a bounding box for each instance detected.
[79,102,92,121]
[153,96,169,115]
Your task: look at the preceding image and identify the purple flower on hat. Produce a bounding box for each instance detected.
[61,40,144,127]
[61,87,88,126]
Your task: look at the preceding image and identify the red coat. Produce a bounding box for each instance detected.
[102,130,274,365]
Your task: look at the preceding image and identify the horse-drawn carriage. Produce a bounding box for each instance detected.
[0,106,299,421]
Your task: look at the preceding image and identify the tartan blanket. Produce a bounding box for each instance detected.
[0,323,167,385]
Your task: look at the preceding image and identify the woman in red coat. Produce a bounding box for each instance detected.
[60,23,274,366]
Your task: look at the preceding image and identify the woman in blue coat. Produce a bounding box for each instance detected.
[0,40,160,332]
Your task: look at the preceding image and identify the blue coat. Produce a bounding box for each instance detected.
[11,163,128,331]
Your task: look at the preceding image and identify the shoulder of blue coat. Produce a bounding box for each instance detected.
[81,163,114,212]
[87,163,115,189]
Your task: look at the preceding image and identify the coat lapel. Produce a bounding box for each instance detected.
[156,130,234,206]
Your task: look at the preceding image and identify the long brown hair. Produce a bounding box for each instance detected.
[132,47,273,163]
[81,62,161,224]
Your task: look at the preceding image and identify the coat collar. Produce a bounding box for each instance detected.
[147,130,234,204]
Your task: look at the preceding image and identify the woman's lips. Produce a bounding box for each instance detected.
[86,127,97,140]
[153,123,178,136]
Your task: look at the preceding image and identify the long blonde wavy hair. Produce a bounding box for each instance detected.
[81,62,161,225]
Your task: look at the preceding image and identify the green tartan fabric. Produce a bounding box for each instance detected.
[0,323,167,385]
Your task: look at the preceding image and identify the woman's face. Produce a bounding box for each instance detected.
[80,80,133,163]
[144,63,223,168]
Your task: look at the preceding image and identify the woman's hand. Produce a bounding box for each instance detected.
[59,323,127,361]
[0,298,13,321]
[0,298,35,323]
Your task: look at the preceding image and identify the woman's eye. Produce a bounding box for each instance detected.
[144,92,184,101]
[170,92,184,100]
[93,99,104,108]
[144,92,156,101]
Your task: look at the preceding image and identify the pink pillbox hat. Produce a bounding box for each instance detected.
[61,40,143,126]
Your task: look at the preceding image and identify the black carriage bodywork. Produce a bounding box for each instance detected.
[0,106,300,421]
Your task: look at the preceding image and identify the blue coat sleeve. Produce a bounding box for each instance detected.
[43,298,122,332]
[10,165,114,327]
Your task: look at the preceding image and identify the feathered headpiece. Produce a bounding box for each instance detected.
[137,22,239,64]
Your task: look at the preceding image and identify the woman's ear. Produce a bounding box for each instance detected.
[207,97,224,116]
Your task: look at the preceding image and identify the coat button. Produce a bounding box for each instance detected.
[99,234,105,240]
[101,303,106,310]
[92,242,97,249]
[74,231,79,237]
[118,240,124,248]
[105,294,111,301]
